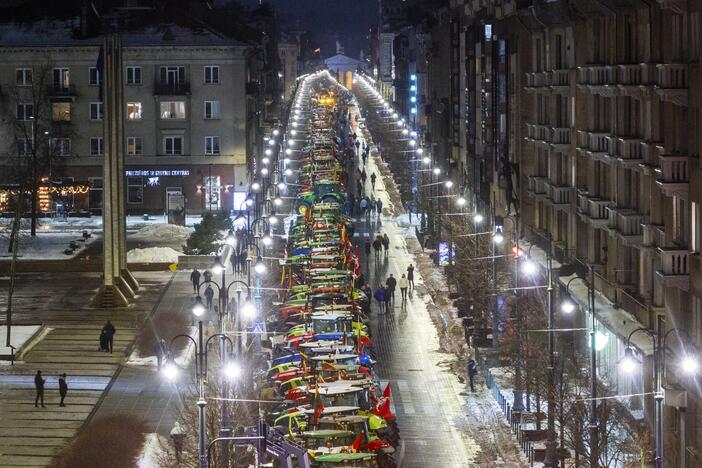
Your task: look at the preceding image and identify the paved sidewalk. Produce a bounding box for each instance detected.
[0,272,170,467]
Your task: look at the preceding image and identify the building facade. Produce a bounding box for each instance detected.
[377,0,702,464]
[0,15,262,216]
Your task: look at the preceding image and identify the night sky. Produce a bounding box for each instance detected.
[241,0,378,59]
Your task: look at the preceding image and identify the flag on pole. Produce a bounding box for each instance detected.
[351,433,364,452]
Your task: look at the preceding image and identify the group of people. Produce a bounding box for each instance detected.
[33,370,68,408]
[357,196,383,219]
[367,233,390,261]
[363,263,415,314]
[356,168,378,195]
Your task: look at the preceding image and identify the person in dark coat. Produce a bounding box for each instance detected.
[370,172,377,192]
[468,359,478,392]
[99,329,109,352]
[372,237,382,261]
[382,233,390,257]
[204,285,215,310]
[34,370,45,408]
[376,198,383,217]
[407,264,415,290]
[385,274,397,307]
[58,373,68,407]
[102,320,116,354]
[190,268,201,293]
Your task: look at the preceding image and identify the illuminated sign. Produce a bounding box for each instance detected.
[125,169,190,177]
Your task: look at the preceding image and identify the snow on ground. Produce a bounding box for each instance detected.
[0,325,41,356]
[130,224,192,242]
[135,433,167,468]
[128,326,196,366]
[0,215,203,231]
[127,247,181,264]
[0,232,98,259]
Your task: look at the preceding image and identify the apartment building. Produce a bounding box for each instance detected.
[378,0,702,463]
[0,14,259,216]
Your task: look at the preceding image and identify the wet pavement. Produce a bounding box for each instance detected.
[350,103,527,467]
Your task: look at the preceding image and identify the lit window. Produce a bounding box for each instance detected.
[163,136,183,155]
[126,66,142,85]
[53,67,70,90]
[52,103,71,121]
[204,65,219,84]
[89,102,103,121]
[160,101,186,119]
[127,137,143,156]
[90,137,103,156]
[127,102,142,120]
[205,136,220,155]
[16,68,32,86]
[204,100,220,119]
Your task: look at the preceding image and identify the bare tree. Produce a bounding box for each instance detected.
[3,62,75,237]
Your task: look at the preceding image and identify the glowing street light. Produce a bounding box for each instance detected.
[192,296,206,317]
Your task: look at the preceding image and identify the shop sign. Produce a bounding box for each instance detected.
[125,169,190,177]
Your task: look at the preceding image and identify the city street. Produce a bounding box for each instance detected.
[350,106,527,467]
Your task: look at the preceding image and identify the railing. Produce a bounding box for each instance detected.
[657,156,688,183]
[550,69,570,87]
[613,137,643,161]
[588,199,610,220]
[550,127,570,145]
[617,64,652,86]
[656,64,688,88]
[547,184,572,205]
[588,132,610,152]
[608,208,644,236]
[578,65,616,85]
[535,125,549,142]
[657,247,689,275]
[534,177,548,195]
[526,71,549,87]
[577,191,589,214]
[153,80,191,95]
[526,123,537,139]
[47,84,77,96]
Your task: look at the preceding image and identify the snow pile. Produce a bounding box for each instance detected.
[128,326,196,366]
[127,247,181,263]
[131,224,192,242]
[135,433,167,468]
[0,325,41,357]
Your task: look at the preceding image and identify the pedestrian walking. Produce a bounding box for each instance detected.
[384,285,392,313]
[357,180,363,199]
[468,359,478,392]
[203,269,213,283]
[34,370,45,408]
[374,285,386,314]
[382,233,390,257]
[154,338,167,370]
[372,236,382,261]
[170,421,186,463]
[399,274,409,303]
[230,253,238,275]
[370,172,377,192]
[376,198,383,217]
[364,239,371,262]
[102,320,115,354]
[190,268,201,293]
[204,285,215,310]
[99,329,109,352]
[58,373,67,407]
[361,168,367,187]
[385,274,397,307]
[407,264,415,290]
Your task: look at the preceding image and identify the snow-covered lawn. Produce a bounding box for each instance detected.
[0,325,41,358]
[130,224,192,242]
[0,231,98,259]
[0,214,203,231]
[127,326,196,367]
[135,433,167,468]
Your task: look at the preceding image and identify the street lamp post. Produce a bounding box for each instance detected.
[562,265,598,467]
[164,302,235,468]
[543,232,558,467]
[620,316,700,468]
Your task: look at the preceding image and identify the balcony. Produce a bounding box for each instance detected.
[549,69,571,94]
[655,64,688,106]
[582,197,611,228]
[525,123,550,144]
[577,190,590,214]
[545,182,573,210]
[577,65,617,96]
[655,151,689,198]
[638,142,660,175]
[576,131,610,160]
[607,208,644,245]
[47,84,77,101]
[527,175,549,198]
[642,224,665,249]
[611,137,644,168]
[526,71,549,92]
[656,0,687,14]
[154,80,191,95]
[655,247,690,291]
[550,127,571,152]
[617,64,653,97]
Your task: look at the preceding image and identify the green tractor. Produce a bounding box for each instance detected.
[295,181,346,215]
